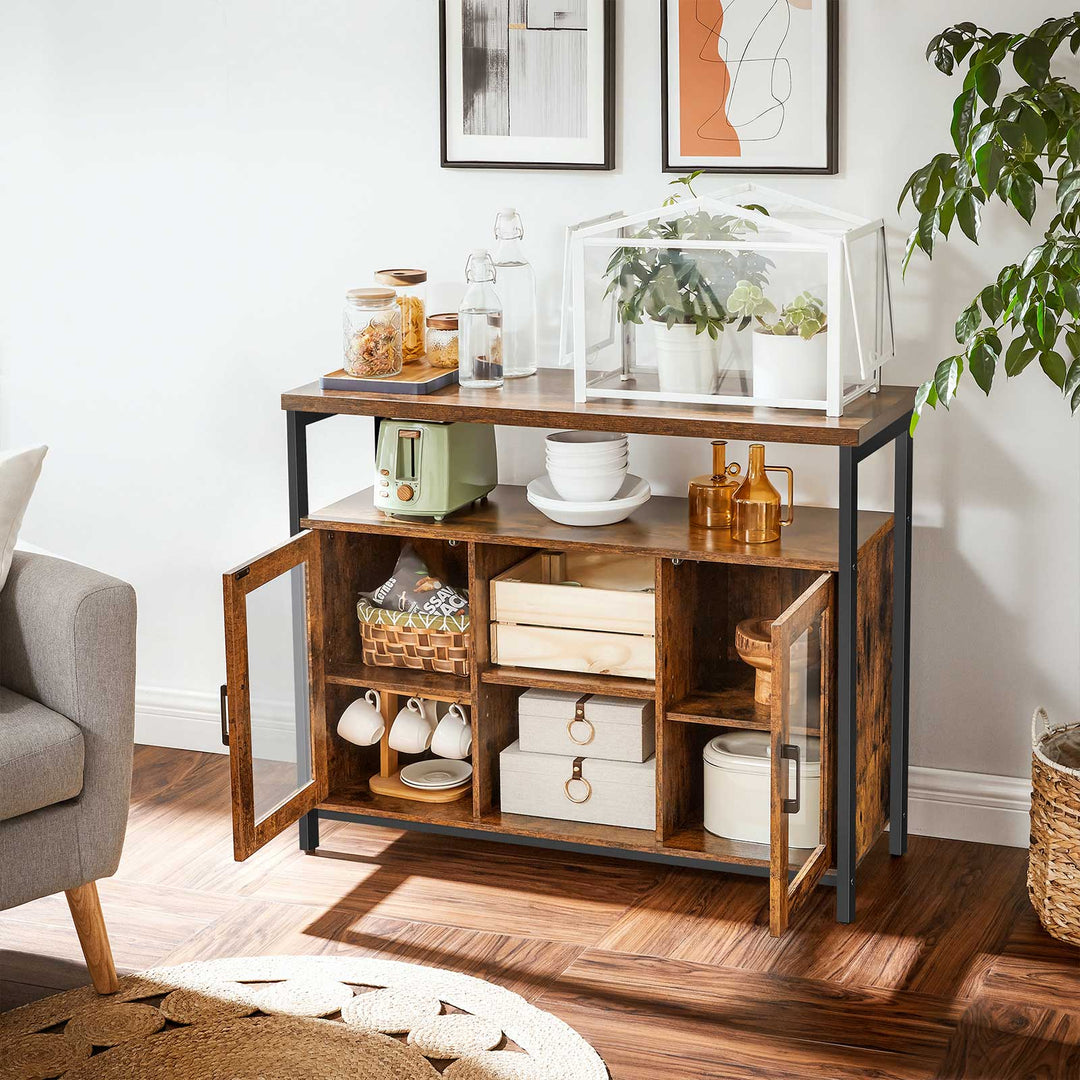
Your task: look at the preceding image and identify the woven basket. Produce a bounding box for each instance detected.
[357,602,470,678]
[1028,707,1080,946]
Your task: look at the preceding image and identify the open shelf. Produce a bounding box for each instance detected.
[303,484,892,572]
[480,664,656,700]
[325,661,471,704]
[666,690,770,729]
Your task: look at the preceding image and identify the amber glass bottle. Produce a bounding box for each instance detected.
[689,441,742,528]
[730,443,794,544]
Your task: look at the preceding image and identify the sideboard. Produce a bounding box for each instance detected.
[221,370,914,936]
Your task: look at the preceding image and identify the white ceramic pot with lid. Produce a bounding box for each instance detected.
[702,730,821,849]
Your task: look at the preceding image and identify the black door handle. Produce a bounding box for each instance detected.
[781,743,801,815]
[219,684,229,747]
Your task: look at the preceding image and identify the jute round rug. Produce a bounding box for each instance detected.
[0,956,608,1080]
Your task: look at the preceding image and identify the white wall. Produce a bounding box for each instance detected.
[2,2,1077,808]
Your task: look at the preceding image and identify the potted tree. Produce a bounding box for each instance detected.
[604,173,770,395]
[900,14,1080,432]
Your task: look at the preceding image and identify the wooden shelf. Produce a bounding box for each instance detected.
[283,370,916,448]
[666,689,770,730]
[320,784,475,826]
[325,662,471,704]
[480,664,656,700]
[304,484,892,572]
[662,825,772,867]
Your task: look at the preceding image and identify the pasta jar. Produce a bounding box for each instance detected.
[426,312,459,369]
[375,268,427,361]
[343,287,402,378]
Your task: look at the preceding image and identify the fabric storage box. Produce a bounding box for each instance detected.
[703,731,821,848]
[499,741,656,830]
[490,550,655,680]
[518,687,655,762]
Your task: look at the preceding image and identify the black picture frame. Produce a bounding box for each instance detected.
[439,0,616,171]
[660,0,839,175]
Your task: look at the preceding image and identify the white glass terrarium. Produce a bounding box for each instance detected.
[567,183,895,416]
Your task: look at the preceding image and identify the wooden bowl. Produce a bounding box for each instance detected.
[735,617,774,705]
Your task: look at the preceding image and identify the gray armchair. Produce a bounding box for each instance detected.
[0,551,136,993]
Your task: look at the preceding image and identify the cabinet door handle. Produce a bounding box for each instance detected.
[219,684,230,747]
[781,743,800,815]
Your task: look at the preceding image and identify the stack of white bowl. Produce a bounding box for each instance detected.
[545,431,628,502]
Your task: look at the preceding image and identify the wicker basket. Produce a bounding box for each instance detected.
[1028,707,1080,946]
[356,600,470,678]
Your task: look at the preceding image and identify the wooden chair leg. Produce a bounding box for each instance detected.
[64,881,119,994]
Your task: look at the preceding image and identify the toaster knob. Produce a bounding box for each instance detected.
[396,484,414,502]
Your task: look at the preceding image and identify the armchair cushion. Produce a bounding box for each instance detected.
[0,687,84,821]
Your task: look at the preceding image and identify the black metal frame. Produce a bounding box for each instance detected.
[659,0,839,175]
[283,406,914,920]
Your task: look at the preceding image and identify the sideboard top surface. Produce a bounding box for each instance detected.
[282,370,916,447]
[303,484,892,571]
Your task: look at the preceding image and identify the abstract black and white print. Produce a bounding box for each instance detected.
[442,0,613,168]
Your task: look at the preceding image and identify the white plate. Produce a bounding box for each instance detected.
[399,760,473,789]
[527,474,651,527]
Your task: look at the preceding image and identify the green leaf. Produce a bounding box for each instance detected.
[980,285,1004,322]
[973,62,1000,105]
[1064,356,1080,398]
[1071,382,1080,413]
[1004,336,1035,376]
[1013,37,1052,86]
[1018,106,1048,154]
[951,87,978,150]
[956,190,982,241]
[910,380,935,435]
[955,303,981,344]
[916,209,936,258]
[934,355,963,407]
[1058,170,1080,216]
[968,340,997,394]
[1008,170,1037,222]
[1039,350,1068,388]
[974,141,1004,195]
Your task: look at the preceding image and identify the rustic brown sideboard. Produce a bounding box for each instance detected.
[221,371,914,936]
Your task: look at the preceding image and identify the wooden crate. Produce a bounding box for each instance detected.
[490,551,656,679]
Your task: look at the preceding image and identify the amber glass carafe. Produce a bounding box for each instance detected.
[730,443,794,544]
[689,441,742,528]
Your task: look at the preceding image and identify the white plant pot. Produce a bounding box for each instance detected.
[647,320,721,395]
[752,329,828,402]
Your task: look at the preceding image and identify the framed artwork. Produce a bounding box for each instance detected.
[660,0,838,174]
[439,0,615,170]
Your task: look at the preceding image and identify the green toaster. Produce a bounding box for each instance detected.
[374,420,498,520]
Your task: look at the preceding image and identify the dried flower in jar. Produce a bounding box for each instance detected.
[345,317,402,377]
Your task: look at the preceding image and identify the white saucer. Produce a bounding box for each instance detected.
[527,474,651,527]
[399,760,473,790]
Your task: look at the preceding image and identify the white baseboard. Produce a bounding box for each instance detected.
[908,765,1031,848]
[135,688,1033,848]
[135,686,295,762]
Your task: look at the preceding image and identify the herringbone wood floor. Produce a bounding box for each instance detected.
[2,746,1078,1078]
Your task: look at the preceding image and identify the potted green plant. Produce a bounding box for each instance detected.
[604,172,770,395]
[738,289,829,402]
[900,14,1080,432]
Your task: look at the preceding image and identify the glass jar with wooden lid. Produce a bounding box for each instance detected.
[343,287,402,378]
[375,268,427,361]
[426,312,459,370]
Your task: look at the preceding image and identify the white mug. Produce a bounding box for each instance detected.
[336,689,384,747]
[388,696,437,754]
[431,703,472,760]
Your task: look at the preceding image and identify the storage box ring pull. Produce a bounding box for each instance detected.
[567,696,595,746]
[564,757,592,804]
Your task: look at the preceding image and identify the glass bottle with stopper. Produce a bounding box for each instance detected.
[493,208,537,378]
[458,249,504,389]
[688,440,742,529]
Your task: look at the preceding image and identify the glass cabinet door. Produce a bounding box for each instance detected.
[222,530,326,860]
[769,573,834,936]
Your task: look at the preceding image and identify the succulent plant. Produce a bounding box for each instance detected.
[727,280,776,320]
[756,292,828,340]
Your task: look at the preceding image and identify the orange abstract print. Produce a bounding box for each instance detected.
[678,0,740,158]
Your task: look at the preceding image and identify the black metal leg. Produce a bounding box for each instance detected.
[836,447,858,923]
[890,429,913,856]
[288,411,321,854]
